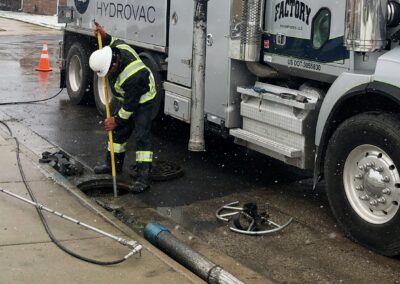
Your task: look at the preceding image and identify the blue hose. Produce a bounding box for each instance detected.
[144,223,243,284]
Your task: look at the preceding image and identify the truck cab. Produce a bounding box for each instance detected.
[264,0,349,82]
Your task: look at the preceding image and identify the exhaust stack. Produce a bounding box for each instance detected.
[229,0,263,62]
[345,0,388,52]
[189,0,209,152]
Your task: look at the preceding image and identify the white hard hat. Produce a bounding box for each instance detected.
[89,46,112,77]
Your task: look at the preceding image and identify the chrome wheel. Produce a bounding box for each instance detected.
[94,74,118,117]
[65,42,93,105]
[96,76,112,106]
[344,144,400,224]
[68,54,82,92]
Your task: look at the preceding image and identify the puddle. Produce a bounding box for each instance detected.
[37,72,50,95]
[19,57,36,67]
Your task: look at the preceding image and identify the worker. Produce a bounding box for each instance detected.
[89,21,156,194]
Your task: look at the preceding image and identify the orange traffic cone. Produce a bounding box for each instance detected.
[35,42,52,72]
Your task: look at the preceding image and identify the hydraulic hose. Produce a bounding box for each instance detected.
[0,88,64,105]
[0,88,136,265]
[0,120,134,265]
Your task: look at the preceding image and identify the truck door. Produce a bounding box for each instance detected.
[265,0,348,64]
[167,0,194,87]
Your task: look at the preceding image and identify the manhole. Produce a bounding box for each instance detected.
[78,179,130,197]
[129,160,183,182]
[0,29,6,32]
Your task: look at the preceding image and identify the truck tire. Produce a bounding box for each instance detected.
[65,42,93,105]
[93,74,119,117]
[325,112,400,256]
[141,56,163,120]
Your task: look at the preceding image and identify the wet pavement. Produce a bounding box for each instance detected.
[1,18,400,283]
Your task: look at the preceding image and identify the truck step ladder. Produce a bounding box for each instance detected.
[230,129,302,158]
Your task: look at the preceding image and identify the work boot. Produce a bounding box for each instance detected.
[130,163,151,193]
[94,152,125,174]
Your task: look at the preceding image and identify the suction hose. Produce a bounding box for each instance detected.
[144,223,243,284]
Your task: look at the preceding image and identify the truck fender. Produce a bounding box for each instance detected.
[313,78,369,185]
[373,46,400,90]
[314,48,400,183]
[315,72,372,148]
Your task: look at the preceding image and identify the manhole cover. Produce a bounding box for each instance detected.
[130,160,183,182]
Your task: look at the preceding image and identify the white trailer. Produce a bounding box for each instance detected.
[59,0,400,256]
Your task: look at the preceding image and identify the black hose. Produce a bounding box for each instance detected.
[0,88,64,106]
[0,90,129,265]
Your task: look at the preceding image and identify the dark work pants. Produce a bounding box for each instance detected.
[111,99,154,165]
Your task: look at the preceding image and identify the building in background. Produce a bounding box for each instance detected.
[23,0,67,15]
[0,0,67,15]
[0,0,22,11]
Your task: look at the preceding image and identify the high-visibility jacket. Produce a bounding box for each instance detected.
[104,34,156,126]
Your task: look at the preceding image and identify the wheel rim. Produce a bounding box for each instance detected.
[97,76,112,106]
[68,55,82,92]
[344,144,400,224]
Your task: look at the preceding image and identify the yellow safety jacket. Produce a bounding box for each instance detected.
[107,36,156,122]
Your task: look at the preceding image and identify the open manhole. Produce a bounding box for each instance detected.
[78,179,131,197]
[129,160,183,182]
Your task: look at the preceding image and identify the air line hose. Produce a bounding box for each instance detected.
[0,88,64,105]
[0,89,131,265]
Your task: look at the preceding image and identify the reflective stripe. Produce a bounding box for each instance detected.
[109,41,156,104]
[107,142,127,153]
[116,44,140,59]
[110,40,139,60]
[114,61,145,95]
[114,80,124,96]
[118,107,133,120]
[119,61,145,86]
[139,70,157,103]
[139,91,156,104]
[110,37,117,46]
[114,95,124,102]
[136,151,153,162]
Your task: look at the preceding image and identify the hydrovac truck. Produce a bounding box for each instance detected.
[58,0,400,256]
